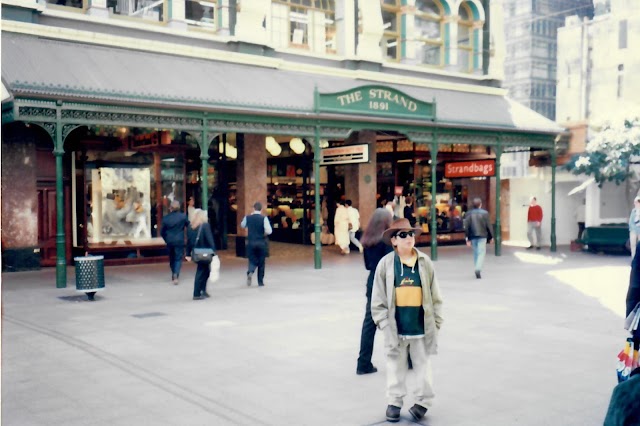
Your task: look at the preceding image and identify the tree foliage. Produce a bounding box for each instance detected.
[565,119,640,185]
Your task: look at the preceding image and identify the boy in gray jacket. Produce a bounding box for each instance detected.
[371,218,444,423]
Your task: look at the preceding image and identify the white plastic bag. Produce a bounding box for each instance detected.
[208,255,220,284]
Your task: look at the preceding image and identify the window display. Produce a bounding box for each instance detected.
[90,167,152,243]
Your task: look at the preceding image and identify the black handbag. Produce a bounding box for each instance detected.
[192,225,215,265]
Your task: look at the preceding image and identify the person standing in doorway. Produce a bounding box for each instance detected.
[356,208,393,375]
[404,196,416,227]
[241,202,272,286]
[629,197,640,258]
[371,218,444,423]
[334,201,351,255]
[527,196,543,250]
[576,198,586,241]
[463,198,493,279]
[345,200,364,254]
[160,200,189,285]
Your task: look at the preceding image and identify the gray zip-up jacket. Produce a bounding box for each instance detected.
[371,249,444,354]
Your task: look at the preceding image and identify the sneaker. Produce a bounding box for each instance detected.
[356,365,378,375]
[536,246,541,250]
[247,272,253,286]
[202,292,211,298]
[193,296,204,300]
[409,404,428,421]
[385,405,401,423]
[475,270,481,279]
[526,245,534,250]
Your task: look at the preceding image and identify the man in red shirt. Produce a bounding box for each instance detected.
[527,197,543,250]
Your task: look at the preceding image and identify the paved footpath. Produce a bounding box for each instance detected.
[1,243,632,426]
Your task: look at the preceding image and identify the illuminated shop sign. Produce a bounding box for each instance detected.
[444,160,495,178]
[321,144,369,165]
[317,85,436,120]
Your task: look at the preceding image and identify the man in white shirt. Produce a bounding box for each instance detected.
[345,200,364,253]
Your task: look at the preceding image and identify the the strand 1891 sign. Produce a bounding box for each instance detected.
[316,85,436,120]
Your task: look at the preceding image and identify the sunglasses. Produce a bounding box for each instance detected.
[394,231,415,239]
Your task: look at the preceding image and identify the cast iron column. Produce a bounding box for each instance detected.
[200,120,210,210]
[495,142,502,256]
[551,147,557,252]
[55,104,66,288]
[313,125,322,269]
[430,140,438,261]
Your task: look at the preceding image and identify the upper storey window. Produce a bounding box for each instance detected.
[46,0,83,9]
[381,0,401,61]
[457,1,482,73]
[272,0,337,54]
[107,0,167,22]
[185,0,217,29]
[415,0,444,67]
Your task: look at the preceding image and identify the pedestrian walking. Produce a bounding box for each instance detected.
[186,209,216,300]
[527,196,543,249]
[463,197,493,279]
[629,196,640,258]
[371,218,444,423]
[160,200,189,285]
[345,199,364,253]
[240,202,272,286]
[334,200,351,254]
[356,208,393,376]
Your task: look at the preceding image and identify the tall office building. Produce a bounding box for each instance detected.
[503,0,593,120]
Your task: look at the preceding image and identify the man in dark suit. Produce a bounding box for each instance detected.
[160,200,189,285]
[240,202,272,287]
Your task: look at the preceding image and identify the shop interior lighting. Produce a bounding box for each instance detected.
[289,137,306,154]
[265,136,282,156]
[319,139,329,149]
[219,141,237,159]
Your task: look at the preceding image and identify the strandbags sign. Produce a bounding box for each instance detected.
[445,160,496,178]
[316,85,435,120]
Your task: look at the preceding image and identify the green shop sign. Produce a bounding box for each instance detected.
[316,85,436,120]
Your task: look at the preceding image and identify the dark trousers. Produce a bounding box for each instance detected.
[247,242,266,285]
[168,244,184,278]
[357,293,376,371]
[194,262,210,297]
[578,222,585,241]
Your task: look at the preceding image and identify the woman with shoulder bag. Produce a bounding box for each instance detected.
[186,209,216,300]
[356,208,393,375]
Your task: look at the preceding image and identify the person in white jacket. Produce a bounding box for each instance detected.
[345,199,364,253]
[334,201,351,254]
[371,218,444,423]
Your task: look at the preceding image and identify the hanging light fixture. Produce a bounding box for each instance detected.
[319,139,329,149]
[289,137,305,154]
[219,141,237,159]
[265,136,281,156]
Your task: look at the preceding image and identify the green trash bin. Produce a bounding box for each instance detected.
[74,255,105,301]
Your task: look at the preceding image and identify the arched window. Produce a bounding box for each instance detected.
[381,0,401,61]
[415,0,445,66]
[457,2,474,72]
[272,0,336,54]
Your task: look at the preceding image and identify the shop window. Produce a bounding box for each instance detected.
[185,0,217,29]
[376,141,394,153]
[415,0,444,67]
[397,139,414,152]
